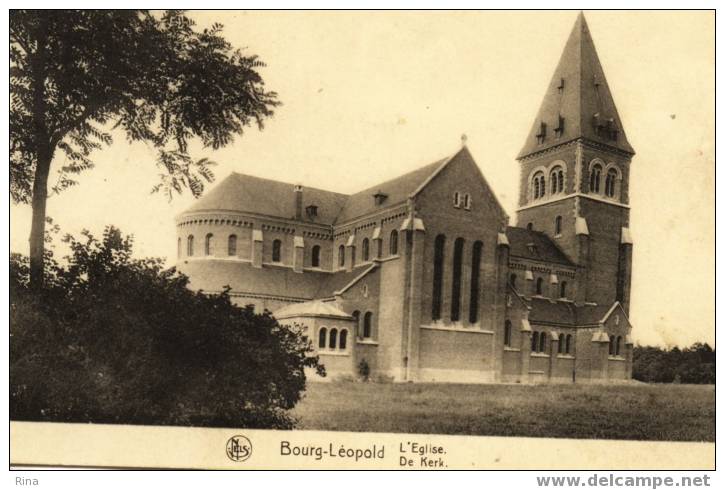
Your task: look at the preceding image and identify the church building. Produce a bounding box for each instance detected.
[176,14,635,383]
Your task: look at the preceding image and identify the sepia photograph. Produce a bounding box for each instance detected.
[8,8,715,471]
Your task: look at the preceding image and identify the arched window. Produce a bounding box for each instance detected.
[205,233,213,256]
[550,166,564,194]
[362,238,370,262]
[389,230,398,255]
[536,277,544,295]
[453,191,461,208]
[469,241,483,323]
[339,330,348,350]
[228,235,237,256]
[532,171,546,199]
[352,311,360,337]
[539,332,547,353]
[558,168,564,193]
[432,234,446,321]
[177,237,181,258]
[527,222,534,231]
[510,273,517,289]
[338,244,345,268]
[605,168,618,197]
[329,328,338,349]
[616,336,622,356]
[363,312,373,339]
[272,239,282,262]
[609,335,615,356]
[560,281,567,298]
[311,245,321,267]
[318,328,327,349]
[531,331,539,352]
[555,216,562,236]
[504,320,512,347]
[450,237,465,322]
[566,334,572,354]
[187,235,194,256]
[590,163,602,193]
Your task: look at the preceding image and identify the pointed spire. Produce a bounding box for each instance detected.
[517,13,635,159]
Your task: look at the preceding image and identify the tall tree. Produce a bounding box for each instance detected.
[10,10,279,288]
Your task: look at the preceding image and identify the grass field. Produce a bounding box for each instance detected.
[291,382,715,441]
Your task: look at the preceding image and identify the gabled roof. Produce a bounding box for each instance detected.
[506,226,575,266]
[181,149,464,226]
[333,154,453,224]
[274,300,352,320]
[518,13,634,159]
[184,173,348,225]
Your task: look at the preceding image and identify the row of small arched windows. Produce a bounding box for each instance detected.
[180,234,325,267]
[318,327,348,351]
[339,231,398,268]
[431,235,484,324]
[530,162,621,202]
[181,234,240,257]
[531,331,573,354]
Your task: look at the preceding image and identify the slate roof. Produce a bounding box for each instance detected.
[179,259,327,300]
[517,13,634,159]
[178,259,378,303]
[315,264,378,298]
[333,156,450,224]
[506,226,575,266]
[274,300,352,320]
[181,151,456,226]
[185,173,348,225]
[526,296,613,326]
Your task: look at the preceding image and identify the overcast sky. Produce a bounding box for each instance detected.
[10,11,714,347]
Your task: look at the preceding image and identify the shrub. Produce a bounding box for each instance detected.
[10,226,324,429]
[357,359,370,381]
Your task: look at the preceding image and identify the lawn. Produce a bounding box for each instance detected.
[291,381,715,441]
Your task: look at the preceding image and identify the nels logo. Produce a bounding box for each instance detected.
[226,435,253,462]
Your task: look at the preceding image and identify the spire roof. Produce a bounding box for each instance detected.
[517,13,635,159]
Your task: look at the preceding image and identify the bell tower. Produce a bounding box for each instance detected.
[515,13,635,313]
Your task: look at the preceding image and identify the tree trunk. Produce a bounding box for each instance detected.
[28,16,50,291]
[29,147,52,290]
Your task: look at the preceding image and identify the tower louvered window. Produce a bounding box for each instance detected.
[550,166,564,194]
[590,164,602,193]
[605,168,617,197]
[533,171,546,200]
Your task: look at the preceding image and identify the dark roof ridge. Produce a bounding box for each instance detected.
[227,171,349,198]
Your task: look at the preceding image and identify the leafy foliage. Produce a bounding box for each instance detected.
[632,344,715,384]
[10,10,279,203]
[10,226,324,428]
